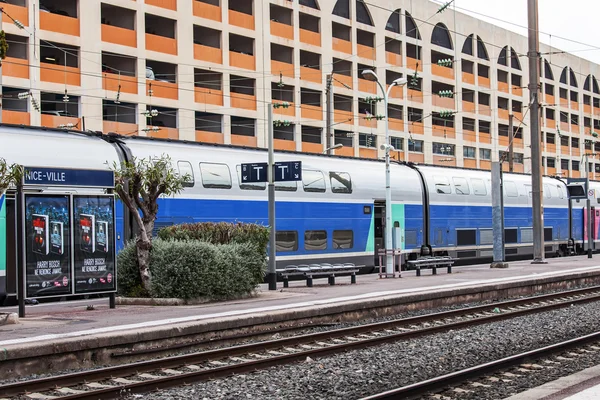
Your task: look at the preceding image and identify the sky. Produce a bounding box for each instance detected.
[444,0,600,64]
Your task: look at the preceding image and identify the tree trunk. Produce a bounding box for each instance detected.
[136,236,152,294]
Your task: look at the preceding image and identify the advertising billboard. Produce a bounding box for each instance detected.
[73,195,116,293]
[24,194,72,297]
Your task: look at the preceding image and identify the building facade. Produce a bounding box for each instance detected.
[1,0,599,178]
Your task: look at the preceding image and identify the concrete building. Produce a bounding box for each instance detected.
[1,0,599,178]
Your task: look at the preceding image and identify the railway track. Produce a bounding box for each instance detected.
[361,331,600,400]
[2,286,600,400]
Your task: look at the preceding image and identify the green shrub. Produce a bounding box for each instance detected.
[116,237,267,300]
[150,239,266,300]
[158,222,269,254]
[116,240,147,297]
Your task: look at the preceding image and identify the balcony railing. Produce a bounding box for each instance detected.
[273,102,295,116]
[230,52,255,70]
[274,139,296,151]
[40,11,79,36]
[300,29,320,47]
[103,73,138,94]
[3,57,29,79]
[145,0,177,10]
[3,110,30,125]
[195,130,224,144]
[194,87,224,106]
[332,38,351,54]
[300,67,322,84]
[406,57,422,72]
[2,3,28,27]
[231,134,257,147]
[302,142,323,154]
[193,1,221,21]
[102,25,137,47]
[103,121,139,135]
[386,52,402,66]
[194,44,222,64]
[271,60,294,78]
[229,9,254,30]
[146,34,178,55]
[357,44,375,60]
[230,93,256,110]
[300,104,322,120]
[148,126,179,140]
[41,114,81,129]
[462,72,475,85]
[40,63,81,86]
[147,80,178,100]
[431,64,454,80]
[271,21,293,40]
[358,78,376,94]
[333,74,352,89]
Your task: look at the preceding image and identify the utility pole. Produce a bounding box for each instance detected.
[326,74,333,154]
[586,152,593,258]
[509,114,514,172]
[267,106,277,290]
[491,162,508,268]
[527,0,545,263]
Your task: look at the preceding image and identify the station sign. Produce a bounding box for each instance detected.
[23,167,115,188]
[241,161,302,183]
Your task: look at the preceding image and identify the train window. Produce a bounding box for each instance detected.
[236,165,266,191]
[479,229,493,245]
[457,229,476,246]
[305,230,327,250]
[276,231,298,252]
[330,172,352,193]
[199,163,232,189]
[557,185,565,199]
[505,228,518,244]
[524,184,532,198]
[333,230,353,249]
[471,178,487,196]
[543,184,552,199]
[434,176,451,194]
[504,181,518,197]
[521,228,533,243]
[302,170,326,193]
[544,227,553,241]
[275,181,298,192]
[177,161,195,188]
[453,177,470,195]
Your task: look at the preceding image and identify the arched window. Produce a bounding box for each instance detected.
[431,23,452,49]
[569,69,578,88]
[332,0,349,19]
[356,0,373,26]
[299,0,319,10]
[510,48,521,70]
[560,67,568,84]
[594,77,600,94]
[544,59,554,80]
[405,12,421,39]
[584,75,592,91]
[476,36,489,60]
[462,34,473,55]
[498,46,508,66]
[386,9,401,33]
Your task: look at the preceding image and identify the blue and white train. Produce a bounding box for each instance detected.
[0,125,597,300]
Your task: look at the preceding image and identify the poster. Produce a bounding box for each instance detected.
[73,195,116,293]
[24,195,72,297]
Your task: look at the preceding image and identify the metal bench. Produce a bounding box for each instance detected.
[276,263,361,287]
[406,256,456,277]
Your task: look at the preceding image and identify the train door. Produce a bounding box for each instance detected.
[584,207,598,251]
[374,201,385,266]
[3,195,16,305]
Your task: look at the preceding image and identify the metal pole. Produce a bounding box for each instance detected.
[382,81,393,276]
[16,183,24,317]
[0,7,3,124]
[527,0,545,263]
[587,153,593,258]
[267,106,277,290]
[509,114,514,172]
[326,74,333,155]
[491,162,508,268]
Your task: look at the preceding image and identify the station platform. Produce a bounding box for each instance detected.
[0,255,600,367]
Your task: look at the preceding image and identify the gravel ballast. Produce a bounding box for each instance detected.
[130,302,600,400]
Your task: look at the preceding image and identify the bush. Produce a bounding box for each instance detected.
[117,238,267,300]
[116,240,147,297]
[158,222,269,254]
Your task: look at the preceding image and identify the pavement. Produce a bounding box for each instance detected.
[1,255,600,349]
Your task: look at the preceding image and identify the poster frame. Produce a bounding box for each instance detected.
[20,191,117,300]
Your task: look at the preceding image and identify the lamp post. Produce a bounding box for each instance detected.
[323,143,343,154]
[362,69,408,276]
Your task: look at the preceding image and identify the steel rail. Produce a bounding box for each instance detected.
[360,331,600,400]
[2,286,600,399]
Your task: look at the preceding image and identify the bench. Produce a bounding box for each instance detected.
[406,256,456,277]
[276,263,361,288]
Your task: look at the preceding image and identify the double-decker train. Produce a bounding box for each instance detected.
[1,125,598,301]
